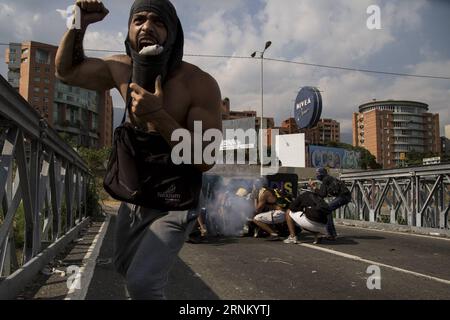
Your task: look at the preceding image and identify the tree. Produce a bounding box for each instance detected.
[77,146,113,214]
[406,151,440,166]
[78,146,111,175]
[59,132,77,149]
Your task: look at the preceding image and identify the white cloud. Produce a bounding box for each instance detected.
[0,0,448,141]
[183,0,449,140]
[386,60,450,128]
[32,14,41,23]
[84,31,126,57]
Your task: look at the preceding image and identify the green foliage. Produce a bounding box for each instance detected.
[59,132,77,149]
[77,147,112,216]
[406,151,440,166]
[86,178,102,217]
[13,203,25,252]
[397,215,407,225]
[78,146,111,175]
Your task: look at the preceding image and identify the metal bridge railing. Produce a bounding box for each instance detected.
[0,75,90,278]
[338,165,450,230]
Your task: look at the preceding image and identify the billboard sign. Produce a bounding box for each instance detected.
[310,145,361,169]
[275,133,306,168]
[294,87,322,129]
[220,117,257,151]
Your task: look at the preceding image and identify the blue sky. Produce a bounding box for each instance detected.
[0,0,449,143]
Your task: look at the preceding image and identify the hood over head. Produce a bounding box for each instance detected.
[125,0,184,92]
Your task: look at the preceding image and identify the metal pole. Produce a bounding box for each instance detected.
[260,54,264,176]
[251,41,271,177]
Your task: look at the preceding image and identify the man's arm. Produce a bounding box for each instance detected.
[55,0,115,91]
[255,191,269,214]
[316,180,328,198]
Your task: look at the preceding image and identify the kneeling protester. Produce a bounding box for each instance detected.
[289,191,331,236]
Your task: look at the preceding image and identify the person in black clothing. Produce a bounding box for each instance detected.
[56,0,222,299]
[284,191,331,244]
[309,167,352,241]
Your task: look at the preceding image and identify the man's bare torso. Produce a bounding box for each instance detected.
[258,190,282,211]
[107,54,200,131]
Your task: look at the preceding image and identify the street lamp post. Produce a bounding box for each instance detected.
[251,41,272,176]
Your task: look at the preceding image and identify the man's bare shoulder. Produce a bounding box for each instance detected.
[180,62,220,101]
[103,54,131,74]
[103,54,131,64]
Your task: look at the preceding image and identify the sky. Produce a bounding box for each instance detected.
[0,0,449,143]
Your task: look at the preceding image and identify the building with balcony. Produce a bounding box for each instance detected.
[281,117,340,144]
[4,41,113,149]
[353,100,441,168]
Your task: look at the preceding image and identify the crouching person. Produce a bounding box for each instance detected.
[253,188,291,241]
[284,191,331,245]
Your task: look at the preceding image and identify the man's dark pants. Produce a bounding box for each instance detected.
[326,195,351,237]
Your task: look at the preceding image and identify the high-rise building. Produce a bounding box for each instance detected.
[353,100,441,168]
[281,118,340,144]
[221,97,231,119]
[4,41,113,149]
[281,118,299,134]
[4,43,21,91]
[441,136,450,156]
[444,125,450,157]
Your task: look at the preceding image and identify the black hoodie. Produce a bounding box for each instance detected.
[125,0,184,93]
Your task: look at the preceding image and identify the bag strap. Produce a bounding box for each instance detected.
[121,69,134,124]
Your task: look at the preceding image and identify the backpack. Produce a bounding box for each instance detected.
[328,177,349,197]
[302,192,331,224]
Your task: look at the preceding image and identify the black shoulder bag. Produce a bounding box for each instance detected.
[103,79,203,211]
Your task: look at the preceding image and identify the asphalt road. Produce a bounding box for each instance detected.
[20,208,450,300]
[85,212,450,300]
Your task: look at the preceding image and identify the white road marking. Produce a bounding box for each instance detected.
[336,224,450,242]
[299,242,450,285]
[64,214,111,300]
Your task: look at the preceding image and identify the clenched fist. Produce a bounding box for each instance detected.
[75,0,109,29]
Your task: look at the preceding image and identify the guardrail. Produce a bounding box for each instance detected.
[0,75,90,283]
[338,164,450,230]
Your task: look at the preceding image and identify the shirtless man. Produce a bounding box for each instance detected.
[253,188,287,241]
[56,0,222,299]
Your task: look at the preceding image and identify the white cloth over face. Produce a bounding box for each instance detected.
[139,44,164,56]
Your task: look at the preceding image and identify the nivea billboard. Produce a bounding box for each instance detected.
[294,87,322,129]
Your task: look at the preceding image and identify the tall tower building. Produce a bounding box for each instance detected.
[445,124,450,140]
[4,41,113,149]
[353,100,441,168]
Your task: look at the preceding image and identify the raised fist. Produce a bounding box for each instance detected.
[75,0,109,28]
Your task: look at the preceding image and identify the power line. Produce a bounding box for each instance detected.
[1,42,449,80]
[185,54,450,80]
[264,57,450,80]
